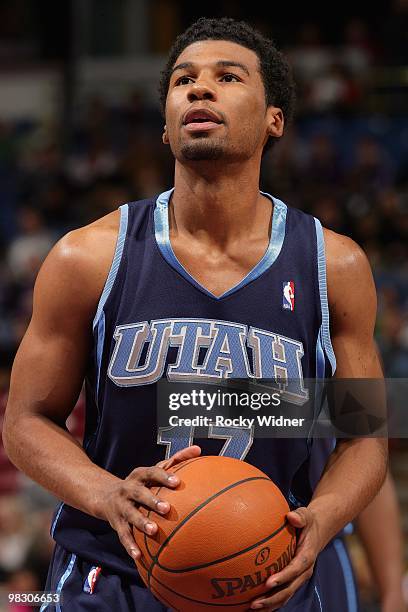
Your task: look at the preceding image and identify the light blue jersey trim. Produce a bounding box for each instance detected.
[40,554,76,612]
[95,311,106,397]
[315,586,323,611]
[56,553,76,612]
[343,522,354,535]
[50,502,64,538]
[314,218,336,375]
[93,204,128,405]
[334,539,358,612]
[315,326,326,379]
[154,188,287,300]
[92,204,129,330]
[309,326,328,446]
[40,600,49,612]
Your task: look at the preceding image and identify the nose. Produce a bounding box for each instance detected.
[187,80,216,102]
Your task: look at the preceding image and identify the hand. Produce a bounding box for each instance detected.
[250,507,321,610]
[101,445,201,561]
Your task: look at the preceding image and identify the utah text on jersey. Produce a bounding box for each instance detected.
[108,318,308,404]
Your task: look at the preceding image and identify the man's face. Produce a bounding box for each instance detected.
[164,40,282,163]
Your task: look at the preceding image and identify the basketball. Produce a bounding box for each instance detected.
[134,455,296,611]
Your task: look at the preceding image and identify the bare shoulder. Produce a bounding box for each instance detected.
[34,209,121,322]
[323,227,371,278]
[56,209,120,268]
[323,227,374,291]
[322,227,377,331]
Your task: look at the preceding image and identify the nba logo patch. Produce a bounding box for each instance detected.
[283,281,295,311]
[83,566,102,594]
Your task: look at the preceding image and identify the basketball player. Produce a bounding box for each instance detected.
[3,18,387,611]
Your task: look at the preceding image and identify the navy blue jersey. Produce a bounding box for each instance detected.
[51,188,336,581]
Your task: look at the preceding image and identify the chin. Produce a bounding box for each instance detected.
[180,138,226,161]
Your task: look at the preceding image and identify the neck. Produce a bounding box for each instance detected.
[171,157,272,247]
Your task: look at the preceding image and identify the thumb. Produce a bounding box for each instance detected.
[157,445,201,470]
[286,507,310,528]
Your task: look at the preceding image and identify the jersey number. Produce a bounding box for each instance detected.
[157,425,254,461]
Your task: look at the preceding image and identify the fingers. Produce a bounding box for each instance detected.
[129,465,180,488]
[121,470,177,529]
[158,445,202,470]
[249,505,318,609]
[121,501,159,536]
[251,567,314,610]
[110,457,200,562]
[264,545,314,591]
[113,520,141,562]
[114,451,201,563]
[250,579,309,609]
[171,444,201,464]
[126,482,171,517]
[109,467,181,545]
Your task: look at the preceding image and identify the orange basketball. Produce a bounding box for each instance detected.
[134,455,296,611]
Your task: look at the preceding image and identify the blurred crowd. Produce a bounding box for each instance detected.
[0,11,407,610]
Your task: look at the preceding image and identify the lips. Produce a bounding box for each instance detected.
[183,109,223,125]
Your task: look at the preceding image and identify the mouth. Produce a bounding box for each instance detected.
[183,109,223,133]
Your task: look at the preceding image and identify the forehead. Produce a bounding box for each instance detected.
[174,39,261,73]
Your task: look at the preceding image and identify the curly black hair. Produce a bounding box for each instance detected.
[159,17,296,136]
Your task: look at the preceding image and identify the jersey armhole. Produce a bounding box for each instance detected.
[92,204,129,330]
[314,217,337,375]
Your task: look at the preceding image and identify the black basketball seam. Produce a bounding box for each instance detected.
[147,525,289,608]
[147,476,271,582]
[157,476,271,559]
[138,555,149,572]
[142,456,204,565]
[157,520,288,573]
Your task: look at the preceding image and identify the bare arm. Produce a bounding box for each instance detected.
[355,471,406,612]
[3,221,117,516]
[2,213,200,560]
[307,231,387,545]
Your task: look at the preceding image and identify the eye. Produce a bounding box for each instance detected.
[220,73,240,82]
[175,76,194,86]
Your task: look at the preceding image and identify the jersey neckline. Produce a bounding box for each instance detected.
[154,187,287,300]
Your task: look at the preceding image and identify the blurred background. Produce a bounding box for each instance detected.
[0,1,407,610]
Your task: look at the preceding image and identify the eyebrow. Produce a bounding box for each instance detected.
[171,60,250,77]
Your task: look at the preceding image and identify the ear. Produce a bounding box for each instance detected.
[162,125,169,145]
[266,107,284,139]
